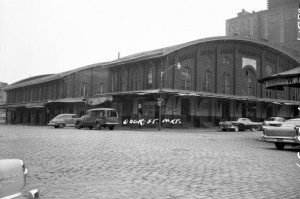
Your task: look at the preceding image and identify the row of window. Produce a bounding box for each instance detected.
[112,66,258,96]
[8,82,64,103]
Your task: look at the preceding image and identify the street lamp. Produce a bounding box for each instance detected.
[158,62,181,131]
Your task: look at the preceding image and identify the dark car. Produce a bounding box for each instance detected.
[263,117,285,127]
[48,113,79,128]
[219,118,262,132]
[0,159,39,199]
[261,118,300,150]
[75,108,119,130]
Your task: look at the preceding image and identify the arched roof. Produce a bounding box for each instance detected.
[105,36,300,67]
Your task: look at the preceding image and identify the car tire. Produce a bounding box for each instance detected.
[58,123,64,128]
[234,126,239,132]
[95,122,102,130]
[75,122,82,129]
[108,125,115,130]
[275,142,285,150]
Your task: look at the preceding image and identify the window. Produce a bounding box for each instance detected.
[223,74,231,94]
[80,83,89,97]
[147,67,153,89]
[204,71,212,92]
[120,71,127,91]
[244,69,256,96]
[181,67,191,90]
[132,71,142,90]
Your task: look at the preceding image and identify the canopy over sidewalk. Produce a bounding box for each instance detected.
[258,67,300,90]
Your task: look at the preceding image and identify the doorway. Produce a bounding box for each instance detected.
[181,98,190,122]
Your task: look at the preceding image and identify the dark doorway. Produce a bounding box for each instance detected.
[222,101,230,121]
[181,98,190,122]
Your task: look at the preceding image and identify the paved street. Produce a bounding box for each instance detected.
[0,125,299,199]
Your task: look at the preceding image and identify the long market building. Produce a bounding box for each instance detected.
[1,36,300,127]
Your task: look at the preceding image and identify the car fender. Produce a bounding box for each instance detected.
[95,118,104,125]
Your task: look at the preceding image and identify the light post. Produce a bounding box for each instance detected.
[158,62,181,131]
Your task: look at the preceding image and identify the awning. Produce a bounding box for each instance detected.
[47,97,85,103]
[25,102,46,108]
[258,66,300,90]
[86,96,113,106]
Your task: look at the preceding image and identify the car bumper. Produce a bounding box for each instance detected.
[261,135,300,144]
[219,126,235,130]
[2,189,39,199]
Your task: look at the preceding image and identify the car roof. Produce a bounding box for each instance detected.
[88,108,116,111]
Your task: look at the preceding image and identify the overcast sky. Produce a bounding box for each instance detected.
[0,0,267,84]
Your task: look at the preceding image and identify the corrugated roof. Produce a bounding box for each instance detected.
[5,62,106,90]
[104,36,300,67]
[258,66,300,83]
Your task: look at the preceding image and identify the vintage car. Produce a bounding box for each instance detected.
[48,113,79,128]
[0,159,39,199]
[219,118,262,132]
[261,118,300,150]
[75,108,119,130]
[263,117,285,127]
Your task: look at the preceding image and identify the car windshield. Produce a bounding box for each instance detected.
[53,115,64,119]
[266,118,276,121]
[281,120,300,127]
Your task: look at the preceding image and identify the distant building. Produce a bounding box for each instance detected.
[226,0,300,55]
[0,82,8,123]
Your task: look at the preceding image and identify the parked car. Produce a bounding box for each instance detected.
[48,113,79,128]
[219,118,262,132]
[261,118,300,150]
[263,117,285,126]
[75,108,119,130]
[0,159,39,199]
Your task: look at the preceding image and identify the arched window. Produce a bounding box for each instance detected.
[181,67,191,90]
[223,73,231,94]
[204,71,212,92]
[80,82,88,97]
[147,67,153,89]
[244,69,256,96]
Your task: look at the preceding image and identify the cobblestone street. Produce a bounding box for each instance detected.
[0,125,299,199]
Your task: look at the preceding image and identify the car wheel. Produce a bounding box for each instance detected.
[95,122,102,130]
[58,123,64,128]
[275,142,285,150]
[234,126,239,132]
[108,125,115,130]
[75,122,82,129]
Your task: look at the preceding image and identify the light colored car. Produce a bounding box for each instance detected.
[48,113,79,128]
[219,118,262,132]
[75,108,119,130]
[261,118,300,150]
[0,159,39,199]
[263,117,285,126]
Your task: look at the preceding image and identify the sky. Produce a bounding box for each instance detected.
[0,0,267,84]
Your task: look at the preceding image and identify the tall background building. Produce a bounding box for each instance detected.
[226,0,300,56]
